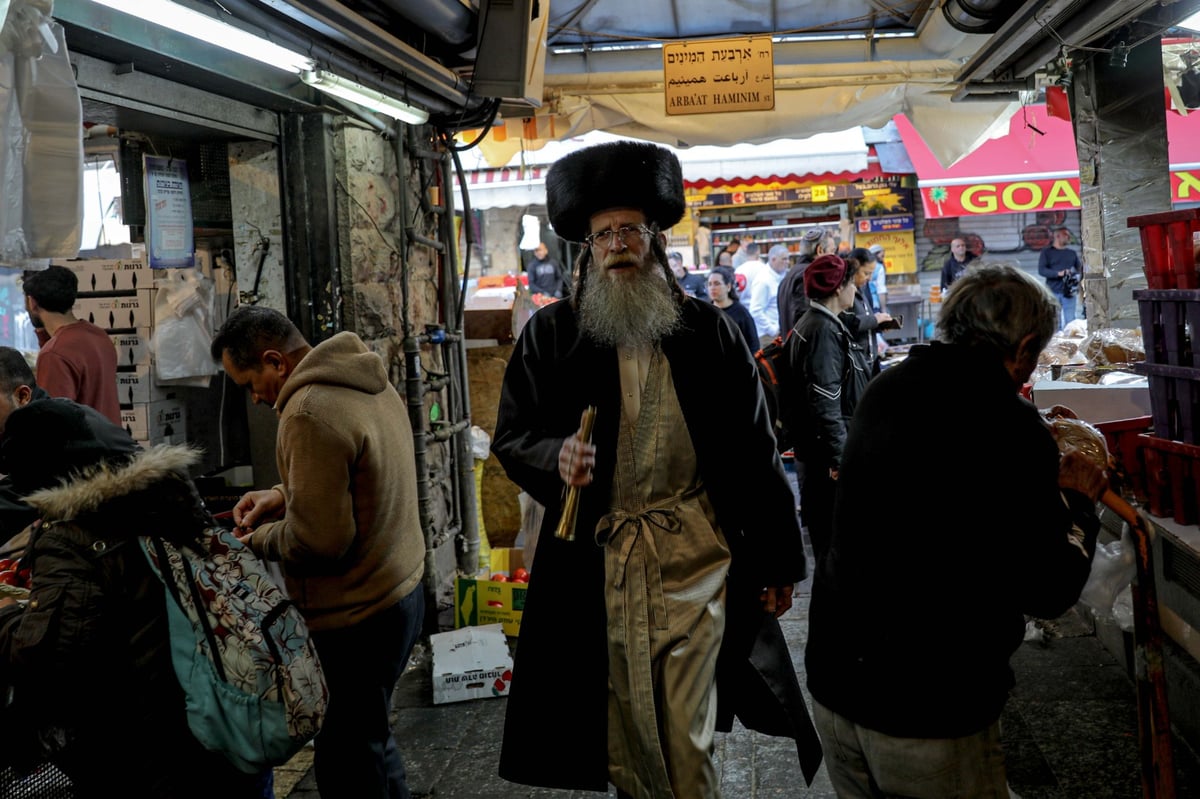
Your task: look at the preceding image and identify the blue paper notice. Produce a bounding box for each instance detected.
[143,155,195,268]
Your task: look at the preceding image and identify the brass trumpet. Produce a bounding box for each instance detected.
[554,406,597,541]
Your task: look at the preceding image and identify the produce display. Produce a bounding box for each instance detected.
[0,557,31,597]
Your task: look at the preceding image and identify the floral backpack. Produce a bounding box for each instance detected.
[140,527,328,773]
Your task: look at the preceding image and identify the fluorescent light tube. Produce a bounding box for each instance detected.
[90,0,315,74]
[301,70,429,125]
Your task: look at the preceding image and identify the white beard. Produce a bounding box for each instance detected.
[578,254,682,349]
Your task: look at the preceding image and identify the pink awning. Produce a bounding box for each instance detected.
[897,101,1200,217]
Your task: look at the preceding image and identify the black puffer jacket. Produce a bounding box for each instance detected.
[0,445,268,798]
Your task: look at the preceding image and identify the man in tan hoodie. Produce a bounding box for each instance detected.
[211,305,425,799]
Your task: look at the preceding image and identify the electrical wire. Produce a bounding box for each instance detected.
[444,98,501,150]
[442,132,474,328]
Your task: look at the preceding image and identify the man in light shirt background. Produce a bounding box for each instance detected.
[748,244,790,348]
[734,241,764,297]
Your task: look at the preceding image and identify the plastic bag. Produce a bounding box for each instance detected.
[1082,328,1145,365]
[1112,585,1134,632]
[1079,526,1136,618]
[470,425,491,461]
[152,270,218,381]
[0,5,83,265]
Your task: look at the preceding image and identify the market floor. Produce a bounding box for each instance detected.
[278,537,1200,798]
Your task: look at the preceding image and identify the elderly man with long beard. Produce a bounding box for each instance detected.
[492,140,820,798]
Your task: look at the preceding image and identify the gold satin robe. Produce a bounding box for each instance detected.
[600,348,731,798]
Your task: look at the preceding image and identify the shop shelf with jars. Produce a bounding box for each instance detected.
[711,223,831,252]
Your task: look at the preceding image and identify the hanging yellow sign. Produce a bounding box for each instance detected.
[663,36,775,116]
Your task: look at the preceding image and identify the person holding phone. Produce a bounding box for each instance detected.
[839,247,894,375]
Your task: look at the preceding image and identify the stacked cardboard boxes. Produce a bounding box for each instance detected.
[54,255,189,448]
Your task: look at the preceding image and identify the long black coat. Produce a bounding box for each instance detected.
[492,297,820,790]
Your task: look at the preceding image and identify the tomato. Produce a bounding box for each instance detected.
[490,573,508,582]
[16,569,31,586]
[0,571,18,585]
[0,559,15,573]
[511,568,530,583]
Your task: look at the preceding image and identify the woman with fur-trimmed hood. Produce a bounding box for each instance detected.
[0,399,270,798]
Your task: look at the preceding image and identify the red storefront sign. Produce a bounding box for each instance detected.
[1172,169,1200,203]
[920,178,1081,217]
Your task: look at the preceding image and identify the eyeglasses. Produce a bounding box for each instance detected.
[584,224,651,249]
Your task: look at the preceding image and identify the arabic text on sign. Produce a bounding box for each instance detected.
[663,35,774,116]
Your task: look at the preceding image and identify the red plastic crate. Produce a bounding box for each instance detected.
[1138,434,1200,525]
[1132,361,1200,445]
[1095,416,1152,501]
[1128,208,1200,290]
[1134,289,1200,367]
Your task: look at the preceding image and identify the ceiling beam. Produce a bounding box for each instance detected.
[1012,0,1200,77]
[954,0,1083,82]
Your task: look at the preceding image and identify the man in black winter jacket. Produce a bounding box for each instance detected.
[806,264,1108,797]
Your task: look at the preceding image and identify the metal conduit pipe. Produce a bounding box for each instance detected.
[436,140,480,578]
[222,0,472,113]
[429,419,471,442]
[951,79,1032,101]
[941,0,1023,35]
[952,91,1020,101]
[409,231,446,252]
[258,0,476,100]
[372,0,475,48]
[413,144,437,216]
[958,80,1031,92]
[393,123,439,628]
[418,326,465,540]
[430,523,463,551]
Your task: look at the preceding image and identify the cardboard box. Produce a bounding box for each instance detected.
[55,257,151,293]
[122,400,186,441]
[111,328,154,369]
[454,548,528,637]
[430,623,513,705]
[1031,379,1153,424]
[74,289,155,331]
[117,363,174,406]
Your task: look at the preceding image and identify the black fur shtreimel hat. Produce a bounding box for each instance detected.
[545,140,686,243]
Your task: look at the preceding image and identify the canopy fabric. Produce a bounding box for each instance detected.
[466,58,1018,172]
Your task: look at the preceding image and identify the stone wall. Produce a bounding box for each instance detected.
[226,140,285,488]
[482,206,527,275]
[333,124,459,583]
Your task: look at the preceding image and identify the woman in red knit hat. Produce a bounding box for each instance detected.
[781,254,870,564]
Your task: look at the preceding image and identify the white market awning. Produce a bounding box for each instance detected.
[455,128,871,209]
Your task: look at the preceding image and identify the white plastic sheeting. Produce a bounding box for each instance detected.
[0,0,83,266]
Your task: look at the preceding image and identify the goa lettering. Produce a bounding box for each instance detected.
[958,180,1081,213]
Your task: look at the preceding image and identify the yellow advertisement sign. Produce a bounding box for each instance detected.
[663,36,775,116]
[857,231,917,275]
